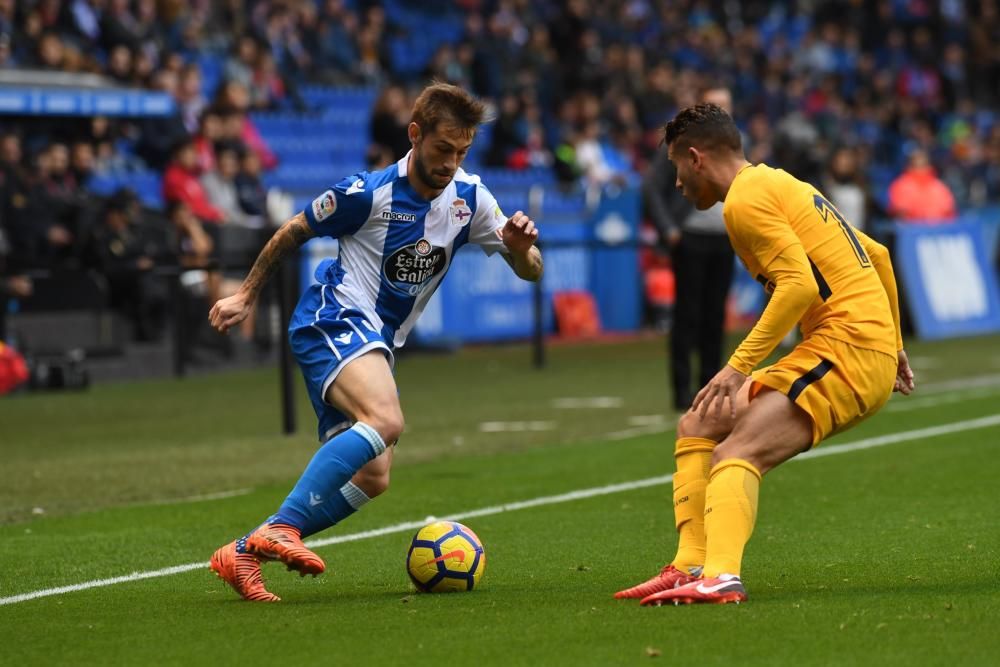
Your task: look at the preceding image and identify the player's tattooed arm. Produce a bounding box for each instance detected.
[209,213,315,333]
[239,212,315,300]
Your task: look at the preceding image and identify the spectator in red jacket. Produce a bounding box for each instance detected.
[888,149,957,223]
[162,139,225,224]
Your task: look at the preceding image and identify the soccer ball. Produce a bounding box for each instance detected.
[406,521,485,592]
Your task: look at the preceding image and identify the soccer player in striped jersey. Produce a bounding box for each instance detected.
[615,103,915,606]
[208,82,542,601]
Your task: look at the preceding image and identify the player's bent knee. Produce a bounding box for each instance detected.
[370,410,405,447]
[677,409,732,442]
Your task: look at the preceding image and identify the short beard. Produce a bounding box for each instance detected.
[413,149,448,191]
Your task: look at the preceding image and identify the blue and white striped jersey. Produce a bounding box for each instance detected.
[301,152,508,349]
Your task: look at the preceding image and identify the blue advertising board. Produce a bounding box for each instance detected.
[894,221,1000,339]
[0,87,174,117]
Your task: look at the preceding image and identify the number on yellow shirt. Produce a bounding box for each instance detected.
[813,195,872,269]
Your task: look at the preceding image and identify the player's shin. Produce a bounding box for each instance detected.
[671,437,716,575]
[273,422,386,536]
[702,458,761,578]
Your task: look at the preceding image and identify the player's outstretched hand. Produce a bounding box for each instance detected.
[501,211,539,255]
[209,292,253,333]
[894,349,915,395]
[693,364,747,420]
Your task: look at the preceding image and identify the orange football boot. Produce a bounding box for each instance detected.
[210,541,280,602]
[640,575,747,606]
[245,523,326,576]
[614,564,700,599]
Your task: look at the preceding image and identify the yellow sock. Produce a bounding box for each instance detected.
[702,458,761,578]
[671,437,716,574]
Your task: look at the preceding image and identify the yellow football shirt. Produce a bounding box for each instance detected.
[723,163,899,373]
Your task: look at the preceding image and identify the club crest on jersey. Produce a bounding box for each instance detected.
[383,239,446,296]
[312,190,337,222]
[450,198,472,227]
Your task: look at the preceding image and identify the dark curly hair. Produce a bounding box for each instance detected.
[663,103,742,153]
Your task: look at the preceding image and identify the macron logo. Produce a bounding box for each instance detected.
[346,179,365,195]
[335,332,354,345]
[309,492,323,507]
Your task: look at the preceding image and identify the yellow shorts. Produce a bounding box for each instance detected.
[750,334,897,446]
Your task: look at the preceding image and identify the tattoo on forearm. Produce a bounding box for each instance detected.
[241,214,313,297]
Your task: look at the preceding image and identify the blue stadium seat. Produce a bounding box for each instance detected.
[87,171,164,209]
[196,53,224,98]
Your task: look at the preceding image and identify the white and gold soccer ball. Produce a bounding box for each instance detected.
[406,521,485,592]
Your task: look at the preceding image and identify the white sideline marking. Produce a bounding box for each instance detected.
[605,424,672,441]
[478,421,556,433]
[2,413,999,607]
[627,415,668,426]
[552,396,624,409]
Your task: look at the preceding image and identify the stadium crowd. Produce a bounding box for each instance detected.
[2,0,1000,343]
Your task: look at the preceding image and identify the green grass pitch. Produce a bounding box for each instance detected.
[1,334,999,665]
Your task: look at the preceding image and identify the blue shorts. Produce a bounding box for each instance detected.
[288,283,393,441]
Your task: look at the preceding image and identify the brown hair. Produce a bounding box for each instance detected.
[410,81,490,136]
[663,103,742,153]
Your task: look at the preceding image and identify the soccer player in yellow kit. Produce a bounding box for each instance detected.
[615,104,916,605]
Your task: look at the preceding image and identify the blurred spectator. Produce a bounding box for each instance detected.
[0,182,32,341]
[369,84,411,163]
[0,132,35,271]
[234,147,267,219]
[315,0,358,83]
[162,139,224,224]
[70,139,96,185]
[201,141,261,227]
[168,199,214,270]
[82,189,167,341]
[100,0,142,52]
[252,50,290,110]
[485,92,522,168]
[135,69,190,170]
[24,142,81,267]
[888,149,957,223]
[106,43,133,84]
[824,146,869,231]
[33,30,65,70]
[177,63,208,133]
[214,80,278,170]
[192,107,222,174]
[574,120,627,187]
[167,199,220,319]
[224,33,258,91]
